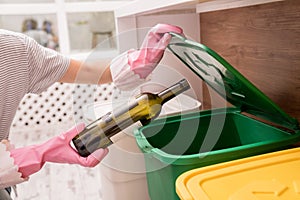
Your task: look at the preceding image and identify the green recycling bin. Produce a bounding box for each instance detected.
[134,33,300,200]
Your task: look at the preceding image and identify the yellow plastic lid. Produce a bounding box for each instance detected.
[176,147,300,200]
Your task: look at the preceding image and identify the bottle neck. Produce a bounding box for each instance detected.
[158,79,190,105]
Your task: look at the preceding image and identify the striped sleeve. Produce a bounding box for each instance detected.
[24,36,70,94]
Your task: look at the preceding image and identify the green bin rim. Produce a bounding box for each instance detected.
[134,108,300,165]
[167,32,299,131]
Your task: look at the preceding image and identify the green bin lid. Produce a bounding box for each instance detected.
[168,33,299,131]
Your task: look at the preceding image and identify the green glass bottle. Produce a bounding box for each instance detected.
[72,79,191,157]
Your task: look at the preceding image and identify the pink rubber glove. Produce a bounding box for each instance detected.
[128,24,183,78]
[110,24,183,90]
[10,123,109,178]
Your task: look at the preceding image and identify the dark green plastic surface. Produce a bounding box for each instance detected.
[135,34,300,200]
[135,108,300,200]
[167,33,299,131]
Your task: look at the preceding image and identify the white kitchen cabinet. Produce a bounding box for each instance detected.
[0,0,131,55]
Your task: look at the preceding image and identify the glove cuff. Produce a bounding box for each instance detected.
[0,143,27,188]
[10,145,45,178]
[110,50,151,91]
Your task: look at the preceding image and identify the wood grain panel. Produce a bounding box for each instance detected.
[200,0,300,122]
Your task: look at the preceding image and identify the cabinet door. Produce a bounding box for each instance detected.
[67,11,116,53]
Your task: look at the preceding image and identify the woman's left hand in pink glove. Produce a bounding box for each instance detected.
[10,123,109,178]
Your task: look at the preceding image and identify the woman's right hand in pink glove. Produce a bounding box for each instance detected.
[128,23,183,79]
[110,23,183,91]
[10,123,109,178]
